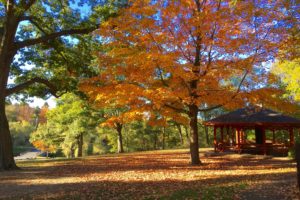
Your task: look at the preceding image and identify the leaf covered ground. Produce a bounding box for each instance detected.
[0,149,298,200]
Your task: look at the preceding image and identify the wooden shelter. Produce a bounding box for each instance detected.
[204,107,300,155]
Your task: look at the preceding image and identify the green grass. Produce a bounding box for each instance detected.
[159,189,199,200]
[155,183,248,200]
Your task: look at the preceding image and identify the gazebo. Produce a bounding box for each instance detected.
[204,107,300,155]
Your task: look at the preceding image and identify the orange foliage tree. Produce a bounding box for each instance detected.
[32,140,56,155]
[81,0,293,164]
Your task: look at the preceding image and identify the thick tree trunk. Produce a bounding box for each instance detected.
[0,95,17,170]
[295,142,300,192]
[77,132,83,157]
[0,50,18,170]
[0,13,19,170]
[116,123,124,153]
[188,105,201,165]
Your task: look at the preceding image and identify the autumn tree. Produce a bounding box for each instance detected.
[0,0,122,170]
[81,0,295,165]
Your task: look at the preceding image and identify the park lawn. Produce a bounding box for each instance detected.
[0,148,298,200]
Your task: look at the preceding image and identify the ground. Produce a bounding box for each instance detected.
[0,149,298,200]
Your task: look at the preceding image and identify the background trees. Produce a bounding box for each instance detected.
[82,0,294,164]
[0,0,119,170]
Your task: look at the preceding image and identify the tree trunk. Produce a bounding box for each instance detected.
[77,132,83,157]
[0,51,17,170]
[153,131,157,150]
[0,95,17,170]
[0,14,19,170]
[116,123,124,153]
[295,142,300,192]
[70,143,75,158]
[188,105,201,165]
[176,124,184,145]
[162,127,165,150]
[205,126,209,145]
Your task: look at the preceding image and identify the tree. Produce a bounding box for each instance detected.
[0,0,120,170]
[82,0,294,164]
[30,93,101,158]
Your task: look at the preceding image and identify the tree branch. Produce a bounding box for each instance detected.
[15,26,97,50]
[5,77,59,97]
[198,70,249,112]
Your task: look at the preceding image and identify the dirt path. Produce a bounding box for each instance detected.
[0,149,297,200]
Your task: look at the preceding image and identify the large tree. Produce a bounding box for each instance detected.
[82,0,294,165]
[0,0,118,170]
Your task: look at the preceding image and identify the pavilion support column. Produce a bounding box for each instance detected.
[289,128,294,147]
[231,127,235,146]
[213,126,217,152]
[262,127,266,155]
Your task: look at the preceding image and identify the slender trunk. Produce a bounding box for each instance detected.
[70,144,75,158]
[205,126,209,145]
[77,132,83,157]
[162,127,165,150]
[116,123,124,153]
[184,126,190,142]
[188,105,201,165]
[176,124,184,145]
[153,131,157,150]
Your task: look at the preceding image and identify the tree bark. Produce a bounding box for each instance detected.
[176,124,184,145]
[77,132,83,157]
[153,131,157,150]
[0,95,17,170]
[188,104,201,165]
[116,123,124,153]
[0,7,19,170]
[162,127,165,150]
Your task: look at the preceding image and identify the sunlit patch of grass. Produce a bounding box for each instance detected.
[151,183,247,200]
[158,189,199,200]
[201,183,248,200]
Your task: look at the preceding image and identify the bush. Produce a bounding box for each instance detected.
[289,136,300,159]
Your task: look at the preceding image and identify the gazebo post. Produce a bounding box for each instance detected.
[214,126,217,152]
[262,127,266,155]
[231,127,235,146]
[289,128,294,147]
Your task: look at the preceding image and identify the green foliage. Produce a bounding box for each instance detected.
[288,135,300,159]
[272,59,300,101]
[10,121,35,147]
[30,93,101,157]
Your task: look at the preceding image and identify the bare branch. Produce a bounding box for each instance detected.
[5,77,59,97]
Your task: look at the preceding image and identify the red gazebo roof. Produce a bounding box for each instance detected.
[204,107,300,127]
